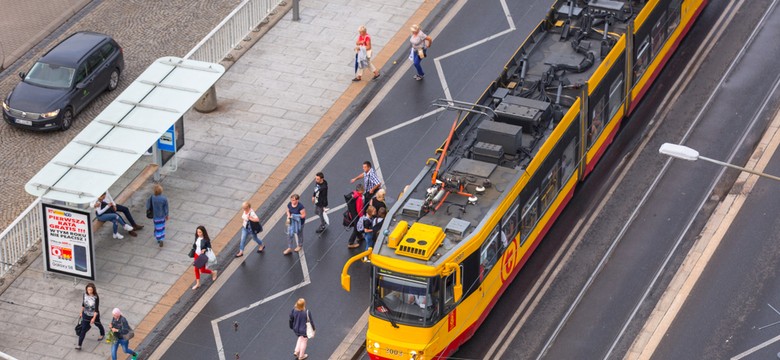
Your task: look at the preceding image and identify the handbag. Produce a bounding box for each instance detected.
[248,219,263,234]
[187,246,195,258]
[417,48,425,59]
[193,253,208,268]
[206,248,217,267]
[146,196,154,219]
[74,316,84,336]
[126,328,135,340]
[305,310,315,339]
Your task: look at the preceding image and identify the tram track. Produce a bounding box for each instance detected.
[482,0,768,358]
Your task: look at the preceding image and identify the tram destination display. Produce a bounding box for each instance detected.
[42,203,95,280]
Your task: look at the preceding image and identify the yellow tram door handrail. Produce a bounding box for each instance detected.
[341,248,373,292]
[444,262,463,302]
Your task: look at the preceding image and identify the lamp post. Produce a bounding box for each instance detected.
[659,143,780,182]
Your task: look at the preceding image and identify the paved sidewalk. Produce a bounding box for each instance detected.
[0,0,428,359]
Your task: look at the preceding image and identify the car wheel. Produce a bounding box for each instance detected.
[60,108,74,131]
[108,68,120,91]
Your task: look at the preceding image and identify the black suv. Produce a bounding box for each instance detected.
[2,31,125,131]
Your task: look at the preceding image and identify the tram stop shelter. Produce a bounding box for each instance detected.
[25,56,225,204]
[22,56,224,280]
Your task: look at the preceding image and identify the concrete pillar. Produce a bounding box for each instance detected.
[194,85,218,113]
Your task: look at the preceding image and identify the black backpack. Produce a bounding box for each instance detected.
[342,192,359,227]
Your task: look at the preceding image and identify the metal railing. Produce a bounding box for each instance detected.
[0,198,42,278]
[184,0,285,63]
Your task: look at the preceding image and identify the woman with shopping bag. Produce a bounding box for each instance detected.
[289,298,315,360]
[191,225,217,290]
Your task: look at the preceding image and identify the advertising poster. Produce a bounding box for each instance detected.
[42,203,94,280]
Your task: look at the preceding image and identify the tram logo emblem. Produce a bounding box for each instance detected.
[448,309,456,331]
[501,240,518,282]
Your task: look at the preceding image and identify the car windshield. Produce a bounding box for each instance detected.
[24,62,75,88]
[372,269,440,326]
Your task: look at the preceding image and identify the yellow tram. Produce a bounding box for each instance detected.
[341,0,708,359]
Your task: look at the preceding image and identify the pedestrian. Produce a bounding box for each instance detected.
[350,161,382,205]
[109,308,138,360]
[409,24,432,81]
[284,194,306,255]
[236,201,265,257]
[146,184,169,247]
[289,298,315,360]
[94,194,135,239]
[312,172,329,233]
[75,283,105,350]
[369,188,387,214]
[347,184,365,249]
[192,225,217,290]
[352,25,380,82]
[361,206,376,262]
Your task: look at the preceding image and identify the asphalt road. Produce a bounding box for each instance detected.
[454,0,780,359]
[653,2,780,358]
[157,0,559,359]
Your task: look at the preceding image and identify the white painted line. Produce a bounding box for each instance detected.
[732,333,780,359]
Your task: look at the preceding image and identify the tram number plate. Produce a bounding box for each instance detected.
[386,349,404,357]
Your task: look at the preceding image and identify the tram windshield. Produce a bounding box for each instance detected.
[372,268,440,326]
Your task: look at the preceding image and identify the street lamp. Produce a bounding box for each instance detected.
[659,143,780,182]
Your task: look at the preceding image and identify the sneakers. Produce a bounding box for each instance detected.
[113,232,124,239]
[283,248,293,255]
[348,243,360,249]
[123,224,134,232]
[413,74,424,81]
[315,226,326,233]
[294,246,302,252]
[74,346,81,350]
[132,352,138,360]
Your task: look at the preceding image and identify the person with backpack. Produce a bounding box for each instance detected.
[346,184,365,249]
[360,205,377,258]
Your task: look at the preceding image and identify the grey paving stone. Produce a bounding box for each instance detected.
[136,269,179,286]
[282,111,322,124]
[188,214,229,230]
[221,177,261,192]
[180,201,220,216]
[240,131,280,145]
[269,126,311,141]
[127,255,170,273]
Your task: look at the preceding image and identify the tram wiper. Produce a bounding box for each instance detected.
[373,293,400,328]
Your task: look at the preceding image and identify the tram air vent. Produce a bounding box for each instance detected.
[395,223,445,261]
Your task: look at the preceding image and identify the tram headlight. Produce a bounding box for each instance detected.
[374,342,381,349]
[409,350,418,360]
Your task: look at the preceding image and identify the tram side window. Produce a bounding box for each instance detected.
[444,266,463,311]
[541,160,560,211]
[479,226,501,282]
[520,189,539,246]
[562,138,577,182]
[634,37,651,80]
[608,73,624,120]
[502,201,520,249]
[651,11,667,57]
[668,0,682,36]
[589,97,606,147]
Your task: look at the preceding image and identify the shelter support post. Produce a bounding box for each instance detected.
[194,85,218,113]
[293,0,300,21]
